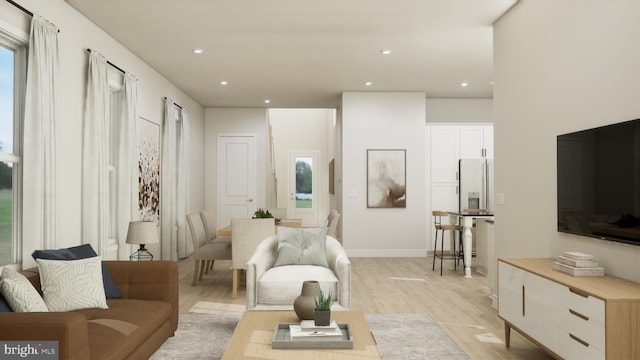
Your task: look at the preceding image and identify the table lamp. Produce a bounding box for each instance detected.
[126,221,158,261]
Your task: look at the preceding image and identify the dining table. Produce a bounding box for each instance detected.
[216,218,303,237]
[448,211,494,278]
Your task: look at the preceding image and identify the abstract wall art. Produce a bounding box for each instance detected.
[367,149,406,208]
[137,117,160,221]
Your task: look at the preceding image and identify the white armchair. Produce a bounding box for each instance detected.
[246,235,350,311]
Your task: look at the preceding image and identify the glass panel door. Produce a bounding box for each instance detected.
[289,151,319,226]
[295,157,312,208]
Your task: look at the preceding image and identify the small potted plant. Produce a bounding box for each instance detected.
[313,288,333,326]
[252,208,273,219]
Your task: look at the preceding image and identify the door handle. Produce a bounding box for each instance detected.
[246,198,253,202]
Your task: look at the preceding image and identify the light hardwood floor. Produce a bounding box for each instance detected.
[177,256,552,360]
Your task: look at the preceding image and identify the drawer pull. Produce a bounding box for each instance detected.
[569,309,589,321]
[569,333,589,347]
[569,287,589,298]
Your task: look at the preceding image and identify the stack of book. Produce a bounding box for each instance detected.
[289,320,343,341]
[552,251,604,276]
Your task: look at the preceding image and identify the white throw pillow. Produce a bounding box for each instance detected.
[0,267,49,312]
[36,256,108,311]
[274,227,329,268]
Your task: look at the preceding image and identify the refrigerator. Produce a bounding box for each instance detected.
[458,158,494,213]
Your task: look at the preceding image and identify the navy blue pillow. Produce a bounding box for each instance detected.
[0,292,11,312]
[32,244,123,299]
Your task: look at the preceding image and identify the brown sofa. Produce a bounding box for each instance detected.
[0,261,178,360]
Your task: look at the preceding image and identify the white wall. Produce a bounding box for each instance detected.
[342,92,427,256]
[1,0,204,266]
[203,108,268,230]
[426,98,493,124]
[494,0,640,281]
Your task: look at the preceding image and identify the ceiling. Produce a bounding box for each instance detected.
[66,0,517,109]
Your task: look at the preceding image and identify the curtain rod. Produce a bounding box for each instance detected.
[6,0,31,16]
[6,0,60,32]
[85,48,126,75]
[163,97,183,110]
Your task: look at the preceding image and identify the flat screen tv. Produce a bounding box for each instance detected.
[557,118,640,246]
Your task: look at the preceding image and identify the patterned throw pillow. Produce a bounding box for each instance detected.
[36,256,108,312]
[274,227,329,268]
[0,267,49,312]
[32,244,122,299]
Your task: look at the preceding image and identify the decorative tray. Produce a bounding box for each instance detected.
[271,323,353,349]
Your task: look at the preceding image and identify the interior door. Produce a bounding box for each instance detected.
[217,135,257,229]
[288,151,320,227]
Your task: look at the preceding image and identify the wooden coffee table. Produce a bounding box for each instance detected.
[222,311,381,359]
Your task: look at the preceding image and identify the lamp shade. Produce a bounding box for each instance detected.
[126,221,158,245]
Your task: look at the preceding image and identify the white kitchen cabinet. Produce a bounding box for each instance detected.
[498,258,640,360]
[429,126,460,183]
[459,125,493,158]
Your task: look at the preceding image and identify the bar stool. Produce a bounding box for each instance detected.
[432,210,463,275]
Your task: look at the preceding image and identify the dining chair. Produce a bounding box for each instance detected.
[200,211,229,271]
[432,210,463,276]
[186,213,232,285]
[231,218,276,298]
[327,212,340,239]
[326,209,339,226]
[199,211,217,242]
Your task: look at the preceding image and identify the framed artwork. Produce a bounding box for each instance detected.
[367,149,406,208]
[137,117,161,221]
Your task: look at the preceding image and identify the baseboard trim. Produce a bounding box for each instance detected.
[346,249,427,257]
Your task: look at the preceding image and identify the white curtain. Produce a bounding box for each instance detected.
[177,109,189,257]
[117,73,138,260]
[22,15,58,264]
[161,99,190,260]
[82,51,109,255]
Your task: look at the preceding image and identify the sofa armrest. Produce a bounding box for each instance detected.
[246,235,278,310]
[103,261,178,333]
[326,236,351,309]
[0,312,90,360]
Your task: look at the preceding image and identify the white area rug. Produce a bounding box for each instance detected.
[150,312,470,359]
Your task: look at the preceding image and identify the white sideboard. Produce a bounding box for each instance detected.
[498,258,640,360]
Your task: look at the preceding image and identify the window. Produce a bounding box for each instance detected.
[0,31,27,266]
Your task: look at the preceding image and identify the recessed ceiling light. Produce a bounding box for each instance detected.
[193,48,205,54]
[380,49,392,55]
[264,99,271,104]
[490,81,494,86]
[220,81,228,86]
[365,81,373,86]
[461,82,469,87]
